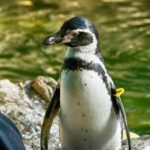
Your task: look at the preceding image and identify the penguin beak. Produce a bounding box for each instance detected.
[43,31,63,45]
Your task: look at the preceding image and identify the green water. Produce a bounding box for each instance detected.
[0,0,149,135]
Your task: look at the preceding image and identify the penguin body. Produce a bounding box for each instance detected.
[60,50,121,150]
[41,16,131,150]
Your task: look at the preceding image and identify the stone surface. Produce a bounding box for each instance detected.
[0,77,60,150]
[0,77,149,150]
[31,76,57,102]
[122,135,150,150]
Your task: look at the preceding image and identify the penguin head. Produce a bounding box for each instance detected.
[43,16,99,52]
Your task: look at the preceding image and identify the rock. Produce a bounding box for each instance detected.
[122,135,150,150]
[122,131,140,140]
[0,77,149,150]
[31,76,57,102]
[0,77,60,150]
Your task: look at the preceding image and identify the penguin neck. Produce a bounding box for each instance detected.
[62,46,110,94]
[65,46,103,62]
[63,46,107,75]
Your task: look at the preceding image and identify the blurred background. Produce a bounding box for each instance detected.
[0,0,149,135]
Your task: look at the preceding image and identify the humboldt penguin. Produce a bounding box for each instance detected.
[41,16,131,150]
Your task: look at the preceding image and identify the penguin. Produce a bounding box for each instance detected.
[41,16,131,150]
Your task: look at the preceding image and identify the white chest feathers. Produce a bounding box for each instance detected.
[59,69,121,150]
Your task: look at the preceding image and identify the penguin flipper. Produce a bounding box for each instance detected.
[41,84,60,150]
[111,87,131,150]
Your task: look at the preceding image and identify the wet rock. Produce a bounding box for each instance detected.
[0,77,149,150]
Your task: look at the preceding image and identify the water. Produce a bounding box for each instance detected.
[0,0,149,135]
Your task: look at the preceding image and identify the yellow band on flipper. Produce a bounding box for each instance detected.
[114,88,125,97]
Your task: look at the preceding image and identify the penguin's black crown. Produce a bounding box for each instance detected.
[61,16,99,40]
[43,16,99,48]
